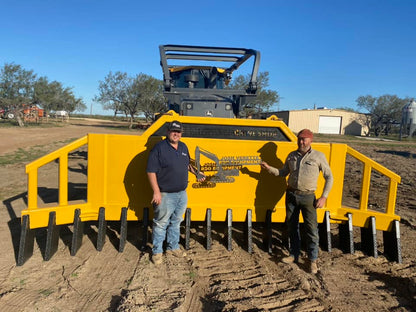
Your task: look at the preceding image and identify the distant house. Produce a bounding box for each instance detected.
[254,108,369,136]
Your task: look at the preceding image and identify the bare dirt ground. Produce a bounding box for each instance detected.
[0,118,415,312]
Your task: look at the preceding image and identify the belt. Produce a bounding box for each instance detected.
[287,188,315,195]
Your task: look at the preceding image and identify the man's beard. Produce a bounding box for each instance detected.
[298,145,310,154]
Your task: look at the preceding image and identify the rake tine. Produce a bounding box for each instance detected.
[339,212,354,254]
[17,215,35,266]
[319,210,332,252]
[264,209,272,254]
[97,207,106,251]
[206,208,212,250]
[185,208,191,250]
[383,220,402,263]
[227,209,232,251]
[45,211,60,261]
[71,209,84,256]
[141,207,149,251]
[247,209,253,254]
[361,216,377,258]
[119,207,128,252]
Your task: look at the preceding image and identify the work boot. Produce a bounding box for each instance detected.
[166,249,187,258]
[152,253,163,265]
[309,260,318,274]
[281,255,297,264]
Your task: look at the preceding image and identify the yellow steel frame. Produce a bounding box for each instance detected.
[22,112,401,231]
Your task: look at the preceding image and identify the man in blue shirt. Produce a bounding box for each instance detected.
[147,120,205,265]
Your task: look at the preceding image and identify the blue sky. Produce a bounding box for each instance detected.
[1,0,415,115]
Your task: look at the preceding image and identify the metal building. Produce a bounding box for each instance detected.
[257,108,369,136]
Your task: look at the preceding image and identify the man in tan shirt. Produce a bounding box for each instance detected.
[261,129,333,274]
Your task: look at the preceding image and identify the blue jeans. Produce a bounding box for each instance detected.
[285,191,319,261]
[152,190,187,254]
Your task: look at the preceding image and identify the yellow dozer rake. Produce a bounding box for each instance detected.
[18,44,402,265]
[18,112,402,265]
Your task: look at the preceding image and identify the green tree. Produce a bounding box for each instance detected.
[58,87,86,113]
[1,63,86,125]
[134,74,165,121]
[356,94,410,136]
[33,77,56,114]
[227,71,279,117]
[33,77,86,115]
[95,72,165,127]
[94,71,130,118]
[0,63,37,126]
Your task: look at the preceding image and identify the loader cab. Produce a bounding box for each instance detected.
[170,67,226,90]
[160,45,260,118]
[167,66,233,117]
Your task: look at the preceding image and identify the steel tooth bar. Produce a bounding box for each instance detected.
[141,207,149,251]
[206,208,212,250]
[319,211,332,252]
[97,207,107,251]
[383,220,402,263]
[119,207,128,252]
[264,209,272,254]
[246,209,253,254]
[45,211,60,261]
[361,216,378,258]
[227,209,233,251]
[339,213,354,254]
[17,215,35,266]
[185,208,191,250]
[71,209,84,256]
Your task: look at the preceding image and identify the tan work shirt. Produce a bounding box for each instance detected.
[267,148,333,198]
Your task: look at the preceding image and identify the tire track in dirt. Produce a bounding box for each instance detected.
[0,223,141,312]
[187,242,325,312]
[117,251,195,311]
[117,234,326,312]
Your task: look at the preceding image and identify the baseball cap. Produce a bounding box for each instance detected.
[297,129,313,139]
[168,120,183,132]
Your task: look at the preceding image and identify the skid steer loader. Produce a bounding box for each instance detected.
[18,45,402,265]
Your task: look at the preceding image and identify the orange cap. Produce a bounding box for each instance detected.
[297,129,313,139]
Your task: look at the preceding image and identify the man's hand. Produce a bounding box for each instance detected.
[196,172,206,182]
[189,164,206,182]
[260,161,270,170]
[315,197,327,208]
[151,191,162,206]
[147,172,161,206]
